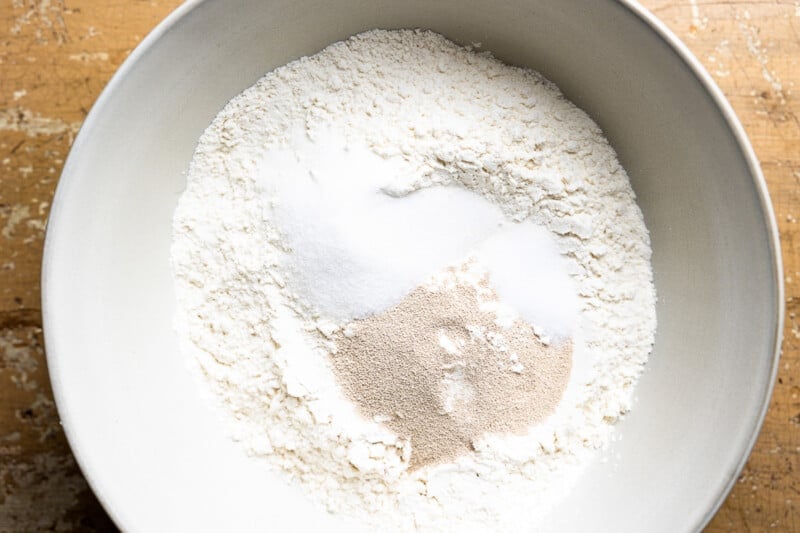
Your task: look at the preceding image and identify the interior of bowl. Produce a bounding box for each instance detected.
[42,0,781,531]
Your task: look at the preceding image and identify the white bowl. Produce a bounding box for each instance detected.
[42,0,782,531]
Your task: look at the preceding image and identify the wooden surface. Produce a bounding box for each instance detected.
[0,0,797,530]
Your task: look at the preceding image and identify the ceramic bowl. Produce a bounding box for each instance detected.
[42,0,782,531]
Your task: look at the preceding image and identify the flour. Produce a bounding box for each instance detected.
[172,29,657,532]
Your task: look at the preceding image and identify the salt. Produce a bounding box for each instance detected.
[474,224,578,340]
[258,130,577,338]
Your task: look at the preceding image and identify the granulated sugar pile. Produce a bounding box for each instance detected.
[172,29,656,532]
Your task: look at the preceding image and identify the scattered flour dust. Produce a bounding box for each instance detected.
[171,29,656,532]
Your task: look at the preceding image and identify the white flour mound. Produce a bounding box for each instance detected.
[172,29,657,532]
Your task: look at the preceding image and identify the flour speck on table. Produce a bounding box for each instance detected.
[171,29,656,531]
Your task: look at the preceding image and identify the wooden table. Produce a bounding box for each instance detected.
[0,1,797,530]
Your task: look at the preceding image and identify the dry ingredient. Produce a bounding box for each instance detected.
[172,29,656,532]
[331,275,573,471]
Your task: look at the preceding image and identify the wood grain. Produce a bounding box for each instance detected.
[0,1,797,530]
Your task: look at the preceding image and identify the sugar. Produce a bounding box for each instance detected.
[474,224,578,340]
[259,130,577,338]
[258,130,504,321]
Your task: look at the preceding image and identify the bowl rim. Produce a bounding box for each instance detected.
[41,0,784,530]
[626,2,783,528]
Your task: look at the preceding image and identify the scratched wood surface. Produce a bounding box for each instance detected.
[0,1,797,531]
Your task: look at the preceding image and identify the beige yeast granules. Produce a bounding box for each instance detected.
[332,277,572,470]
